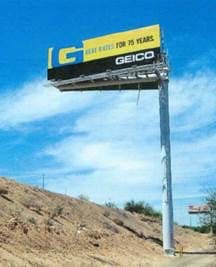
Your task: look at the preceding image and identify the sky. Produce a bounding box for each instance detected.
[0,0,216,225]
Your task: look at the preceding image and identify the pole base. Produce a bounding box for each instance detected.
[164,248,175,256]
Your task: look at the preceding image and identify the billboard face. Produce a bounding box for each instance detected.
[48,25,161,81]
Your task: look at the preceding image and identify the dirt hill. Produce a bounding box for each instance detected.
[0,177,210,266]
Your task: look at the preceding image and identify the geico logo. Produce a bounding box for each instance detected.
[115,51,154,65]
[48,47,83,69]
[59,47,83,64]
[59,47,76,64]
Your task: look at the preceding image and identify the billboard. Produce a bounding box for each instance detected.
[188,205,210,214]
[48,25,161,81]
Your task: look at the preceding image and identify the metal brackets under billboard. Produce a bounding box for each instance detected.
[47,24,168,91]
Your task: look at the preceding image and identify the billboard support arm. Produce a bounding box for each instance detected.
[159,79,175,255]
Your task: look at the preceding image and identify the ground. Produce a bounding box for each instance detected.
[161,253,216,267]
[0,177,214,266]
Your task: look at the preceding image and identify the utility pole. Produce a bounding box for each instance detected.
[159,79,175,255]
[42,174,45,190]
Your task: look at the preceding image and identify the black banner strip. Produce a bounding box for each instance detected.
[48,47,161,81]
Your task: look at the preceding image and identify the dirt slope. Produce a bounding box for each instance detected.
[0,177,211,266]
[161,253,216,267]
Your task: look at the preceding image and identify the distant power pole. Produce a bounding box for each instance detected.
[42,174,45,190]
[159,79,174,255]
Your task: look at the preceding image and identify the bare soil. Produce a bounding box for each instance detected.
[0,177,212,266]
[160,253,216,267]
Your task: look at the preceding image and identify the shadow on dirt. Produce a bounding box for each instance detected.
[176,251,216,255]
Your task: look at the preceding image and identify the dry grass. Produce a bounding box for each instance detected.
[0,177,211,267]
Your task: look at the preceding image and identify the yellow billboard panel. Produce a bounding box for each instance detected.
[83,24,160,62]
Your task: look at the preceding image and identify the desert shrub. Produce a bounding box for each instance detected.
[28,216,37,225]
[50,205,64,219]
[182,225,210,233]
[10,206,23,218]
[78,194,90,201]
[46,218,54,226]
[0,187,8,195]
[200,189,216,234]
[103,210,110,218]
[124,200,162,218]
[104,202,118,209]
[22,197,42,211]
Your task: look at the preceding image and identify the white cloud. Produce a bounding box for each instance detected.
[170,71,216,132]
[43,90,162,191]
[0,78,95,128]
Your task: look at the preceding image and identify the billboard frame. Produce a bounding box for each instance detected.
[50,60,168,92]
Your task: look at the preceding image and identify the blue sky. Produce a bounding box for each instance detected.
[0,0,216,225]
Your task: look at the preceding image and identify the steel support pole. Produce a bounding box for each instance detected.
[159,79,175,255]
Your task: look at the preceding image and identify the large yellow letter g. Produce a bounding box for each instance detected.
[59,47,82,65]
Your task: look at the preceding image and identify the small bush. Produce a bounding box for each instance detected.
[23,198,42,211]
[10,207,22,218]
[78,194,90,201]
[28,217,37,225]
[103,210,110,218]
[46,218,54,226]
[0,187,8,195]
[182,224,211,233]
[124,200,162,218]
[50,205,64,219]
[104,202,118,209]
